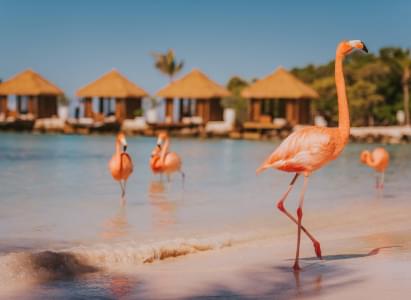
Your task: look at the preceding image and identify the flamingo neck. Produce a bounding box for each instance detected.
[115,140,122,154]
[160,138,169,164]
[365,152,378,168]
[335,52,350,143]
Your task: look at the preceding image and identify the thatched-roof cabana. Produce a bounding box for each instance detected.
[76,69,148,123]
[0,69,63,120]
[241,67,319,125]
[156,69,230,124]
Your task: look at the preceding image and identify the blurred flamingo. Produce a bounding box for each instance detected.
[360,147,389,189]
[109,132,133,198]
[150,132,185,182]
[256,40,368,271]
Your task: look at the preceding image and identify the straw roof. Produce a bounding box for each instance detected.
[156,69,230,99]
[241,67,319,99]
[0,69,63,96]
[76,69,148,98]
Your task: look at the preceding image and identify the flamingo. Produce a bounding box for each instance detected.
[150,132,185,182]
[256,40,368,271]
[360,147,389,189]
[109,132,133,198]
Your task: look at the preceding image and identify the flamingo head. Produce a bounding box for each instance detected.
[360,150,370,164]
[157,131,168,148]
[117,132,128,152]
[151,145,161,158]
[338,40,368,56]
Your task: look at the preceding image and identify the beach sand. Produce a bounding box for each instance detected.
[122,201,411,299]
[1,200,411,299]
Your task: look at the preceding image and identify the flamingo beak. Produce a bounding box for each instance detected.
[362,42,368,53]
[123,145,127,152]
[157,138,163,148]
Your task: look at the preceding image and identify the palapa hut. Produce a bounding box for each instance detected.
[241,67,319,126]
[76,69,148,123]
[156,69,230,125]
[0,69,63,121]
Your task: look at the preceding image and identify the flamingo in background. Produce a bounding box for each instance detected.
[109,132,133,198]
[150,132,185,182]
[256,40,368,271]
[360,147,389,189]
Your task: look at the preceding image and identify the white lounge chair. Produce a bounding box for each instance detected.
[122,117,148,131]
[205,108,235,135]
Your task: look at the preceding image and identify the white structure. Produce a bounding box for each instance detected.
[205,108,236,135]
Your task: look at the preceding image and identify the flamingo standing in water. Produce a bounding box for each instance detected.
[256,40,368,271]
[360,147,389,189]
[109,132,133,198]
[150,132,185,182]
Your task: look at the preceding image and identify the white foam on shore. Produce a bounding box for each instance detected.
[0,231,267,289]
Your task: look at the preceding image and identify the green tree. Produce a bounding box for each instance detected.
[379,47,411,125]
[222,76,249,123]
[151,49,184,82]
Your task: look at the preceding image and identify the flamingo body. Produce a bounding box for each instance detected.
[257,127,345,175]
[360,147,389,189]
[109,133,133,197]
[360,147,389,173]
[150,132,184,181]
[109,152,133,181]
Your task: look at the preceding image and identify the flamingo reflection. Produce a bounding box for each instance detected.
[148,180,177,230]
[100,205,130,240]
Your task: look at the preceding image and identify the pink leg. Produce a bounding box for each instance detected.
[277,174,322,259]
[380,172,385,189]
[293,176,309,271]
[375,173,380,189]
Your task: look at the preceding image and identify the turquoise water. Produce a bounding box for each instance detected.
[0,133,410,298]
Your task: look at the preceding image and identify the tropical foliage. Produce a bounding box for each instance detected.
[151,49,184,82]
[292,47,411,126]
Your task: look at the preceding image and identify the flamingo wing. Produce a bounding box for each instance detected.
[257,127,336,174]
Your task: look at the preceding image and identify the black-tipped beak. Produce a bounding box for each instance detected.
[156,144,162,149]
[362,43,368,53]
[123,145,127,152]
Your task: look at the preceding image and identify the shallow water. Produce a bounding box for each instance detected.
[0,133,410,298]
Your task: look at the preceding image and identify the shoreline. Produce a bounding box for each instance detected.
[1,125,411,144]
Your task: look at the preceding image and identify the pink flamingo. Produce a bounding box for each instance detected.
[360,147,389,189]
[150,132,185,182]
[257,40,368,271]
[109,132,133,198]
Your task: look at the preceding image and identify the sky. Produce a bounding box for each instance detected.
[0,0,411,99]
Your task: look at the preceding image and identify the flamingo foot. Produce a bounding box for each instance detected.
[293,262,301,272]
[313,241,322,259]
[277,201,285,212]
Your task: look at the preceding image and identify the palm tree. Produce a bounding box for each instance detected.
[151,49,184,82]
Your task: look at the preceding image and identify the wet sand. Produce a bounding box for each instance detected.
[120,201,411,299]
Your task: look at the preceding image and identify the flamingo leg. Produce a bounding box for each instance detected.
[293,175,309,271]
[375,173,380,189]
[276,174,322,259]
[180,170,185,188]
[119,180,125,198]
[380,172,385,189]
[123,180,127,197]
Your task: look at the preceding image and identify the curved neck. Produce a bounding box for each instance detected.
[335,52,350,141]
[115,140,122,154]
[364,152,378,168]
[160,138,169,164]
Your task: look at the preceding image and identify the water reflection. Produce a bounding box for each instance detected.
[100,205,130,240]
[293,269,323,297]
[109,275,133,299]
[148,180,177,230]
